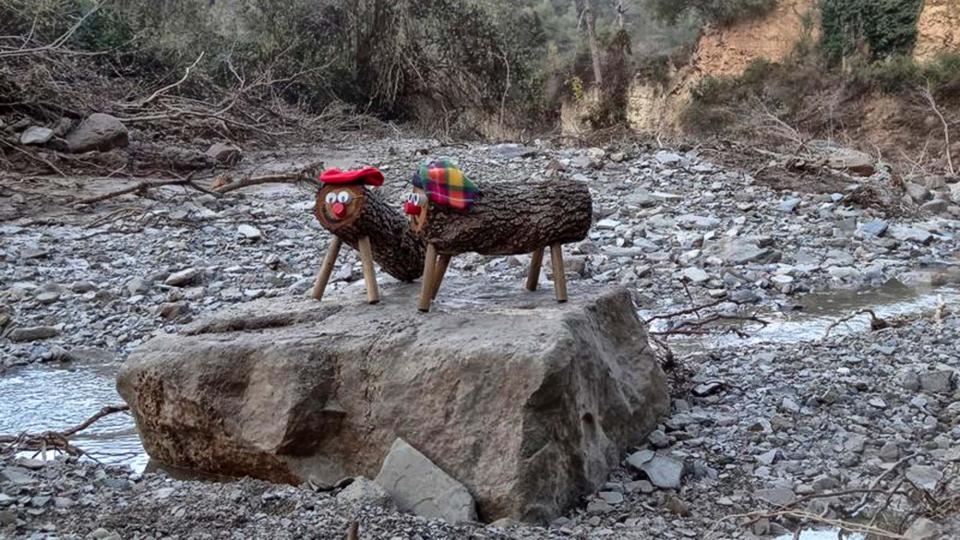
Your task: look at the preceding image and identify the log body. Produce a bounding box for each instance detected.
[315,188,426,282]
[422,179,592,256]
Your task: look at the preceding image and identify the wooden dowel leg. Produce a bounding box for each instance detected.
[550,243,568,303]
[312,236,343,301]
[418,244,438,312]
[431,255,451,300]
[526,247,544,292]
[357,236,380,304]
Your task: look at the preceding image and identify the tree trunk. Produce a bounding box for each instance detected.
[584,0,604,86]
[319,188,426,282]
[422,179,592,256]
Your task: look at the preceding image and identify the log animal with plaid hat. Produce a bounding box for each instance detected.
[403,158,593,312]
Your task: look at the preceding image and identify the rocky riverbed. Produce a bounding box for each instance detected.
[2,137,960,539]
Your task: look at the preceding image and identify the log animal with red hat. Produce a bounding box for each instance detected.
[403,158,593,312]
[312,166,426,304]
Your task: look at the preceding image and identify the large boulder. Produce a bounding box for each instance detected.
[66,113,128,153]
[117,281,668,523]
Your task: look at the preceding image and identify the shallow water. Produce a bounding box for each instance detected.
[0,359,148,472]
[647,278,959,353]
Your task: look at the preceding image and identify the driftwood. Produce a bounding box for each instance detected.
[0,404,130,458]
[408,178,592,312]
[312,185,426,303]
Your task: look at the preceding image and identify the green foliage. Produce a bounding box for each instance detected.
[820,0,924,64]
[850,52,960,94]
[647,0,777,27]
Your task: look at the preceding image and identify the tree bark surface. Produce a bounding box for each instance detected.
[423,179,592,256]
[324,189,426,282]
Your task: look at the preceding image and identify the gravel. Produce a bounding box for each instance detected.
[2,139,960,538]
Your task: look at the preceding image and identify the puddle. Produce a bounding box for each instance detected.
[647,278,959,353]
[0,360,148,471]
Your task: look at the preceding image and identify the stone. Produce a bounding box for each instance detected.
[654,150,682,165]
[825,148,875,176]
[205,142,243,165]
[682,267,709,283]
[20,126,54,146]
[337,477,396,510]
[889,226,934,245]
[918,370,954,394]
[905,465,943,491]
[116,283,668,523]
[158,302,189,320]
[921,199,949,214]
[625,480,655,494]
[951,183,960,203]
[778,198,802,213]
[374,438,476,523]
[596,491,623,505]
[237,224,262,241]
[66,113,128,153]
[127,278,152,296]
[0,466,35,485]
[904,518,943,540]
[860,219,888,237]
[164,268,201,287]
[879,441,900,462]
[905,182,932,203]
[635,455,683,490]
[492,144,537,159]
[648,429,669,448]
[756,449,779,466]
[754,487,795,507]
[7,326,59,343]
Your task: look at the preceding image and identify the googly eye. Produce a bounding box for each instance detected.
[413,194,421,205]
[324,192,336,204]
[337,191,351,204]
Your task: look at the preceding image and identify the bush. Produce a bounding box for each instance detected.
[648,0,777,27]
[820,0,925,64]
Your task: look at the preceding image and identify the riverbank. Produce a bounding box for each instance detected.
[2,138,960,538]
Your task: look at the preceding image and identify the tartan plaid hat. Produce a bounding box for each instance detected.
[411,158,478,211]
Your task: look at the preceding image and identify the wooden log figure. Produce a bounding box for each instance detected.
[312,167,426,304]
[403,159,592,312]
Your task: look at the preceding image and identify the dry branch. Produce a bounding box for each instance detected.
[75,174,200,205]
[0,0,109,58]
[0,404,130,458]
[921,84,955,176]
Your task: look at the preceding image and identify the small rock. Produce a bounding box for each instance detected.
[682,267,709,283]
[374,438,477,523]
[754,487,795,507]
[648,429,669,449]
[905,182,932,203]
[7,326,59,343]
[637,455,684,490]
[904,517,943,540]
[127,278,152,296]
[655,150,682,165]
[165,268,201,287]
[879,441,900,462]
[778,198,802,213]
[905,465,943,492]
[918,370,954,394]
[67,113,128,153]
[596,491,623,505]
[890,226,934,244]
[756,449,779,466]
[158,302,189,320]
[337,477,396,510]
[625,480,655,494]
[20,126,54,146]
[205,142,243,165]
[237,224,262,241]
[920,199,949,214]
[860,219,889,237]
[665,494,690,516]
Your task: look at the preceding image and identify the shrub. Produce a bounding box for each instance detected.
[820,0,925,64]
[647,0,778,27]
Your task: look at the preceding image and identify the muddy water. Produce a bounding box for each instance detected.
[1,275,957,468]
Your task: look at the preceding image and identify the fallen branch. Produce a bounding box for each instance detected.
[136,51,206,107]
[0,0,108,58]
[824,309,890,339]
[0,404,130,458]
[921,84,955,176]
[212,163,323,194]
[74,173,199,205]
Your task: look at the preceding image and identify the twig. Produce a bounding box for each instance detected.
[0,404,130,458]
[849,453,918,517]
[0,0,108,58]
[921,83,955,176]
[137,52,206,107]
[0,140,67,177]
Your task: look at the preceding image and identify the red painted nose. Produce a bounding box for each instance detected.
[332,202,346,218]
[404,202,421,216]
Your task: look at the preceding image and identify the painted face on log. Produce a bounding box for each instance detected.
[316,185,365,230]
[404,188,429,233]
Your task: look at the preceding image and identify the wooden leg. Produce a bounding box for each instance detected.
[357,236,380,304]
[526,247,544,291]
[311,236,343,301]
[431,254,451,300]
[418,244,438,312]
[550,243,568,303]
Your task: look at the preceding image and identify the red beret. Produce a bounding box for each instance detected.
[319,167,384,186]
